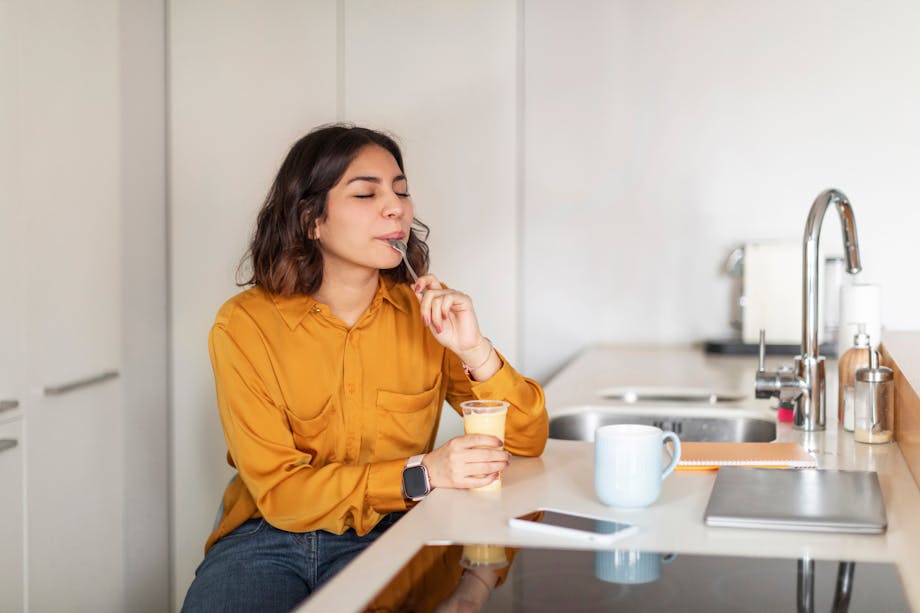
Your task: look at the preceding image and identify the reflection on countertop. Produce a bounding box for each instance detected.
[363,543,908,613]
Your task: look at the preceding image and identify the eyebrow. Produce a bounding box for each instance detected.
[346,174,407,185]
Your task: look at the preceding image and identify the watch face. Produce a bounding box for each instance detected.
[403,465,429,499]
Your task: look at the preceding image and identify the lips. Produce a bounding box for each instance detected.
[376,231,407,241]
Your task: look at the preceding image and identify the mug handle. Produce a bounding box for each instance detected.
[660,432,681,480]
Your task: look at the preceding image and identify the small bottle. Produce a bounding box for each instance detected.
[854,348,894,444]
[837,324,871,431]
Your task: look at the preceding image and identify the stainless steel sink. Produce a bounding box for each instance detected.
[549,408,776,443]
[597,387,747,404]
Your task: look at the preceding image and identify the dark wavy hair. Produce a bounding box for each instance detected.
[239,124,430,295]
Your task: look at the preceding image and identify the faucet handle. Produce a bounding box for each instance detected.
[755,329,780,399]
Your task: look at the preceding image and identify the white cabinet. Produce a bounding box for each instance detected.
[0,419,24,612]
[0,1,26,609]
[27,385,123,613]
[2,0,125,610]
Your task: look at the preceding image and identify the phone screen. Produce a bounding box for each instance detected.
[518,510,633,536]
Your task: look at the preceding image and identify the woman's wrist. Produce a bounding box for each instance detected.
[459,337,492,373]
[460,338,501,382]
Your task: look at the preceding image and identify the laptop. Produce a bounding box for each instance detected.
[703,466,887,534]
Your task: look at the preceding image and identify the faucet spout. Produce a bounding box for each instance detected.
[756,189,863,431]
[802,189,861,359]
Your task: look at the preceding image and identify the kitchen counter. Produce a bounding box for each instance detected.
[300,339,920,612]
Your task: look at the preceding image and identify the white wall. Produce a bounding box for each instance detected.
[120,0,169,610]
[342,0,519,364]
[523,0,920,379]
[168,1,340,606]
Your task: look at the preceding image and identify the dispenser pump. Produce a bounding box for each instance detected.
[853,323,870,348]
[868,340,879,370]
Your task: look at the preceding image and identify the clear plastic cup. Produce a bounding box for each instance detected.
[460,400,508,492]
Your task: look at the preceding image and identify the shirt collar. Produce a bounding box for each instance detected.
[269,275,408,330]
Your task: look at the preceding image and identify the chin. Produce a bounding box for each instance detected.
[375,245,405,268]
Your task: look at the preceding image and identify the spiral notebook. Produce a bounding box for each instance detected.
[676,442,817,470]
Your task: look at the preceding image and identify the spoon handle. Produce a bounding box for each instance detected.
[402,255,419,282]
[386,239,419,281]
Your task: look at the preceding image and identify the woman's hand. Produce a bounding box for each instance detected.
[422,434,511,490]
[412,274,498,379]
[435,569,498,612]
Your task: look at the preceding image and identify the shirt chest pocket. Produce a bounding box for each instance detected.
[284,397,339,464]
[375,373,442,459]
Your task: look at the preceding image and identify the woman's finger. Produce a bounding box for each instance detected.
[429,294,445,333]
[439,292,459,323]
[418,288,440,326]
[418,288,450,325]
[412,274,443,295]
[456,434,503,449]
[465,448,512,465]
[462,473,500,489]
[464,461,509,476]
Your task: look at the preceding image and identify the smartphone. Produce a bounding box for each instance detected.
[508,508,638,545]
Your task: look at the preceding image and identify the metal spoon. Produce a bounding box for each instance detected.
[386,238,419,281]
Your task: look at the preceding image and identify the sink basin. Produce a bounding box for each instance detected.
[549,406,776,443]
[596,386,747,404]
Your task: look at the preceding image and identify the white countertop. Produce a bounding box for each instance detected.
[300,344,920,612]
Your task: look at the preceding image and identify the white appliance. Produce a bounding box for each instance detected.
[741,241,806,345]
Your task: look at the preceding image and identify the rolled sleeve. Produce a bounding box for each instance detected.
[446,349,549,457]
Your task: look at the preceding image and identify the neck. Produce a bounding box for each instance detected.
[312,264,380,328]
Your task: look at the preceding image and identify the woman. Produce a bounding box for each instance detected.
[182,124,549,612]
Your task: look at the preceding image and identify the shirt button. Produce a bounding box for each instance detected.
[347,384,356,393]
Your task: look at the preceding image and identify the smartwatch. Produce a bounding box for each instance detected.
[402,454,431,501]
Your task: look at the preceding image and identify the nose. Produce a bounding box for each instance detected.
[382,192,407,219]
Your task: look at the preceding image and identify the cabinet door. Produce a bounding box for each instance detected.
[0,0,25,420]
[27,383,123,613]
[17,1,125,611]
[0,419,24,612]
[0,4,26,609]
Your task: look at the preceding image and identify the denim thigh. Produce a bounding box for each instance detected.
[311,511,404,588]
[181,519,307,613]
[181,513,404,613]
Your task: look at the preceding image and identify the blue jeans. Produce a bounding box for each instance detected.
[181,513,404,613]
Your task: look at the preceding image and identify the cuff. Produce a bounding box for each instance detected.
[367,458,411,513]
[468,349,515,400]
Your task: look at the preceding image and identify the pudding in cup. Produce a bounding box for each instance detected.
[460,400,508,492]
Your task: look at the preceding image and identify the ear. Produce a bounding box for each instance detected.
[308,214,322,241]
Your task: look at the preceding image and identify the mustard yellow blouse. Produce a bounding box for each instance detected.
[205,276,548,552]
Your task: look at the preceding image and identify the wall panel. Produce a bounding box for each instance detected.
[168,1,338,605]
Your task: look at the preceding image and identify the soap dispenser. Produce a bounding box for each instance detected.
[838,323,871,431]
[854,348,895,444]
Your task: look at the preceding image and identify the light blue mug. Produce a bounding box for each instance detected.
[595,549,677,584]
[594,424,681,508]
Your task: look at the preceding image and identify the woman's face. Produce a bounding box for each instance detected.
[315,145,414,275]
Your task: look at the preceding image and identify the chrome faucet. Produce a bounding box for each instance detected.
[755,189,862,430]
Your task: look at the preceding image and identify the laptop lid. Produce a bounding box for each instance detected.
[703,467,887,534]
